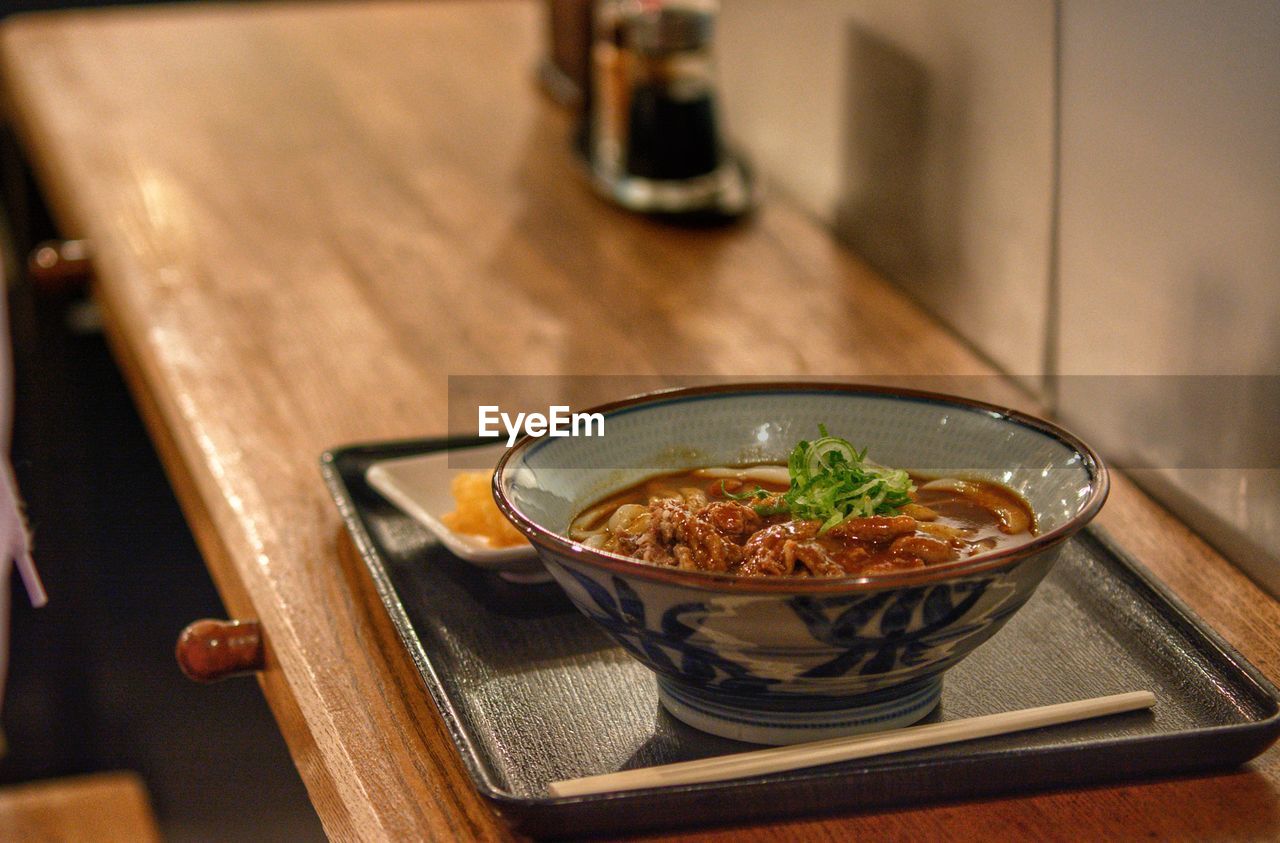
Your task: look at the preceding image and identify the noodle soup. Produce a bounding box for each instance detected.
[570,467,1035,578]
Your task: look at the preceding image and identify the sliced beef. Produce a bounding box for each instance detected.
[740,520,822,576]
[628,498,752,573]
[609,495,964,578]
[825,514,918,543]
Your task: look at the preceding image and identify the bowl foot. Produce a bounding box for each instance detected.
[657,676,942,745]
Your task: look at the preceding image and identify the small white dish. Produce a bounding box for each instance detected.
[366,444,549,583]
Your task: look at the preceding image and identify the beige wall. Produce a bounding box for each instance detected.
[715,0,1280,591]
[718,0,1056,384]
[1054,0,1280,592]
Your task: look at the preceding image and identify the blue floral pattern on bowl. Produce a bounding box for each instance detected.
[543,543,1056,743]
[494,384,1107,744]
[558,565,778,696]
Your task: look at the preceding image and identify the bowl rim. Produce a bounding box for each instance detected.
[492,382,1110,593]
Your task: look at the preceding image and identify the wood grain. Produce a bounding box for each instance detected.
[1,1,1277,840]
[0,772,162,843]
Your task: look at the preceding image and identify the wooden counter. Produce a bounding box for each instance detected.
[3,1,1278,839]
[0,772,161,843]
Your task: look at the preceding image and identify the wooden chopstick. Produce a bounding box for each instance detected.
[547,690,1156,798]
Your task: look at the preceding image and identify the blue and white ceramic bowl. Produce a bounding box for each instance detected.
[493,384,1108,745]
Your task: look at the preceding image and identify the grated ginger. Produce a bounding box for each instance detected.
[441,472,528,547]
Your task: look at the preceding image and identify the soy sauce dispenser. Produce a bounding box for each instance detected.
[583,0,753,218]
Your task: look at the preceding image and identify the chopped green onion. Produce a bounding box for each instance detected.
[783,426,914,532]
[716,428,913,531]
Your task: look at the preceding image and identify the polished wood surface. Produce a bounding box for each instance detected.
[2,2,1278,839]
[0,772,162,843]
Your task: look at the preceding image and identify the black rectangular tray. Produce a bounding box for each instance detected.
[321,437,1280,838]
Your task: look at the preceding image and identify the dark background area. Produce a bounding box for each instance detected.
[0,5,324,828]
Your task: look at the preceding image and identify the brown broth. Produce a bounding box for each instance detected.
[570,467,1037,577]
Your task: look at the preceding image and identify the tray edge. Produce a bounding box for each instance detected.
[319,437,1280,832]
